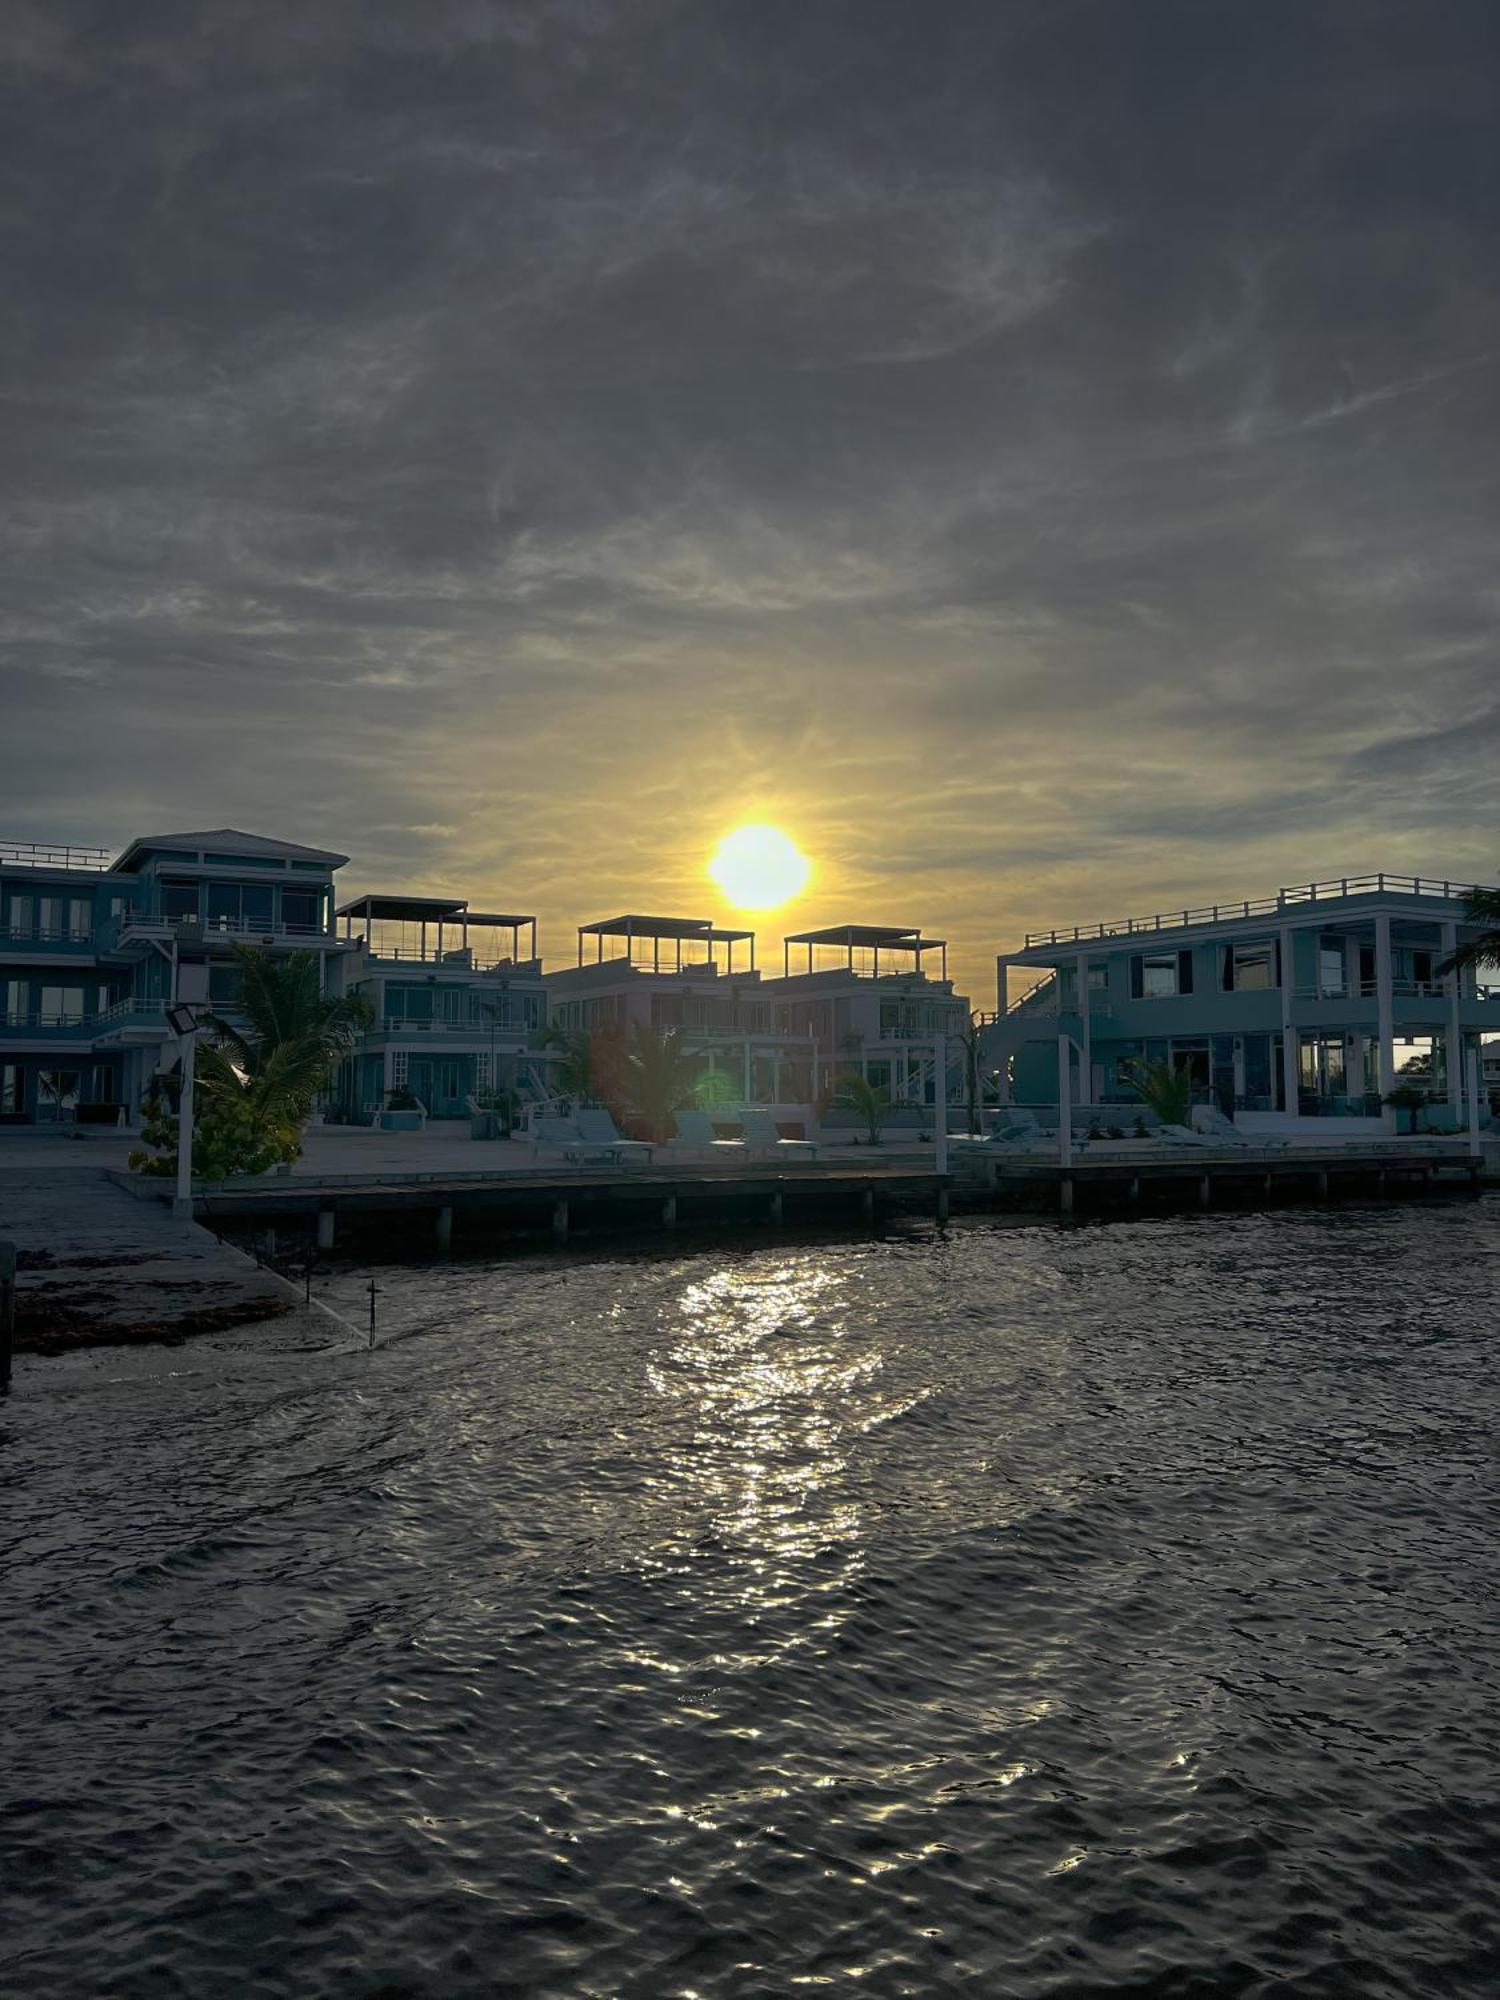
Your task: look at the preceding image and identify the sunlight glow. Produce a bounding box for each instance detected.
[708,823,811,911]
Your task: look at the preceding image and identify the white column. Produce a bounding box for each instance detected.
[933,1032,947,1175]
[1444,920,1463,1108]
[1057,1030,1073,1168]
[1076,952,1091,1106]
[996,958,1010,1016]
[1279,924,1299,1114]
[1375,913,1395,1130]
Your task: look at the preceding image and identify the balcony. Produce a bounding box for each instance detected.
[0,1009,100,1039]
[1023,873,1490,948]
[111,911,337,952]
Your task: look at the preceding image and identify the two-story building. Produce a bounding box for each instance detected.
[984,873,1500,1133]
[1,828,350,1123]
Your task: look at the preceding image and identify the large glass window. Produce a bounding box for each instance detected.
[1142,954,1179,997]
[1318,942,1346,996]
[1,1064,21,1114]
[39,985,87,1022]
[38,896,65,936]
[281,889,319,931]
[6,894,33,937]
[1231,943,1274,990]
[68,897,92,939]
[162,880,199,923]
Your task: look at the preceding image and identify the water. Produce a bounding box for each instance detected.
[4,1201,1500,1997]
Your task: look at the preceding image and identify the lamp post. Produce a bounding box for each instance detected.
[166,1001,200,1217]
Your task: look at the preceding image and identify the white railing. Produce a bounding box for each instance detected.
[381,1015,538,1034]
[117,913,332,941]
[97,999,169,1023]
[1023,873,1489,948]
[0,838,111,871]
[1292,979,1450,1002]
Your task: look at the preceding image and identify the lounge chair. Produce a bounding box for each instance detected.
[739,1109,818,1157]
[574,1108,656,1164]
[669,1109,747,1158]
[529,1114,652,1166]
[950,1110,1046,1150]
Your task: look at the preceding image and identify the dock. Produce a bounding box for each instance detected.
[134,1159,954,1252]
[968,1144,1488,1212]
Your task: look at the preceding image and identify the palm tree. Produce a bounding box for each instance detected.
[201,944,372,1127]
[621,1023,706,1142]
[1122,1056,1191,1128]
[539,1021,629,1110]
[1437,886,1500,977]
[830,1071,892,1145]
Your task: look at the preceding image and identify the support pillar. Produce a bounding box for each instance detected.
[769,1191,784,1225]
[435,1205,452,1255]
[317,1208,336,1251]
[1316,1170,1329,1197]
[1280,924,1299,1116]
[1444,921,1463,1110]
[552,1199,569,1243]
[1059,1175,1074,1215]
[1057,1031,1073,1168]
[934,1032,948,1179]
[1467,1044,1483,1159]
[1129,1176,1141,1203]
[661,1194,678,1228]
[1375,913,1395,1130]
[860,1187,874,1224]
[935,1185,949,1224]
[1198,1174,1211,1209]
[1076,953,1091,1106]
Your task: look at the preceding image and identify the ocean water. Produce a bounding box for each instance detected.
[4,1200,1499,1998]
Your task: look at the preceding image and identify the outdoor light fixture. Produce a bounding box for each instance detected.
[165,1002,200,1038]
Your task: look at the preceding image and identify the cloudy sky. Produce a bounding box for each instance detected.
[5,0,1498,998]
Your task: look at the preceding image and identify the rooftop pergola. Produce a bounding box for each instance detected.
[576,914,756,973]
[337,894,538,967]
[781,923,948,981]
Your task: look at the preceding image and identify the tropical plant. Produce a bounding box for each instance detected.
[1437,886,1500,977]
[540,1021,629,1111]
[830,1071,893,1145]
[1122,1057,1191,1128]
[130,945,373,1178]
[620,1022,707,1142]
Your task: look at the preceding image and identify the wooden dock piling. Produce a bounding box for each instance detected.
[1,1241,14,1391]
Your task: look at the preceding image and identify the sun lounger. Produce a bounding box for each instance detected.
[669,1109,747,1158]
[530,1113,652,1166]
[1189,1107,1290,1150]
[575,1108,655,1164]
[739,1109,818,1156]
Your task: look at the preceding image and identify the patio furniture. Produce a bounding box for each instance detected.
[739,1109,818,1157]
[669,1110,747,1158]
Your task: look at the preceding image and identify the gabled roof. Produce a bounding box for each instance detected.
[112,828,349,871]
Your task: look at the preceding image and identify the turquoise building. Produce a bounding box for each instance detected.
[1,829,349,1125]
[986,874,1500,1133]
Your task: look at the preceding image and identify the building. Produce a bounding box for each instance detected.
[544,914,969,1125]
[984,872,1500,1131]
[329,895,549,1119]
[1,829,349,1124]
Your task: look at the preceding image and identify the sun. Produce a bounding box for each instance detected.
[708,824,812,911]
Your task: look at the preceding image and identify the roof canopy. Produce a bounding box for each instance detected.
[783,923,946,951]
[337,895,535,926]
[578,914,755,943]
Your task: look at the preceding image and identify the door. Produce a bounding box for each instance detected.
[37,1069,82,1122]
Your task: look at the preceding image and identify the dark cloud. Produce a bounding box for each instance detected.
[4,0,1499,996]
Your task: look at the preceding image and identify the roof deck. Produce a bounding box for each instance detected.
[1019,873,1491,953]
[0,838,113,873]
[780,923,949,981]
[337,894,538,970]
[575,915,756,973]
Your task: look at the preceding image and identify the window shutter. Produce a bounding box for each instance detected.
[1178,949,1195,995]
[1129,955,1143,1000]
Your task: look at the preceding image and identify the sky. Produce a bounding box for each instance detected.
[4,0,1499,1003]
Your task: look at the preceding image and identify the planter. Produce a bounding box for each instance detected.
[380,1110,424,1133]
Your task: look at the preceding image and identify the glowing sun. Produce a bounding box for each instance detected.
[708,824,812,911]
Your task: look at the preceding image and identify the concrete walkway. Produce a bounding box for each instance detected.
[0,1150,294,1354]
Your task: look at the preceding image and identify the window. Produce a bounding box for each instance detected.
[6,894,33,937]
[208,965,239,1005]
[39,985,87,1022]
[1231,942,1274,991]
[1088,966,1108,994]
[1318,942,1346,996]
[1134,952,1186,998]
[68,897,92,939]
[162,880,199,923]
[1,1064,21,1115]
[281,889,319,931]
[39,896,65,936]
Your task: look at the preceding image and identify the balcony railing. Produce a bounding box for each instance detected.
[116,912,333,942]
[0,838,111,871]
[1023,873,1490,948]
[381,1014,540,1034]
[1,1010,98,1030]
[0,924,96,945]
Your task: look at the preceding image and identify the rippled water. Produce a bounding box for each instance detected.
[4,1200,1500,1997]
